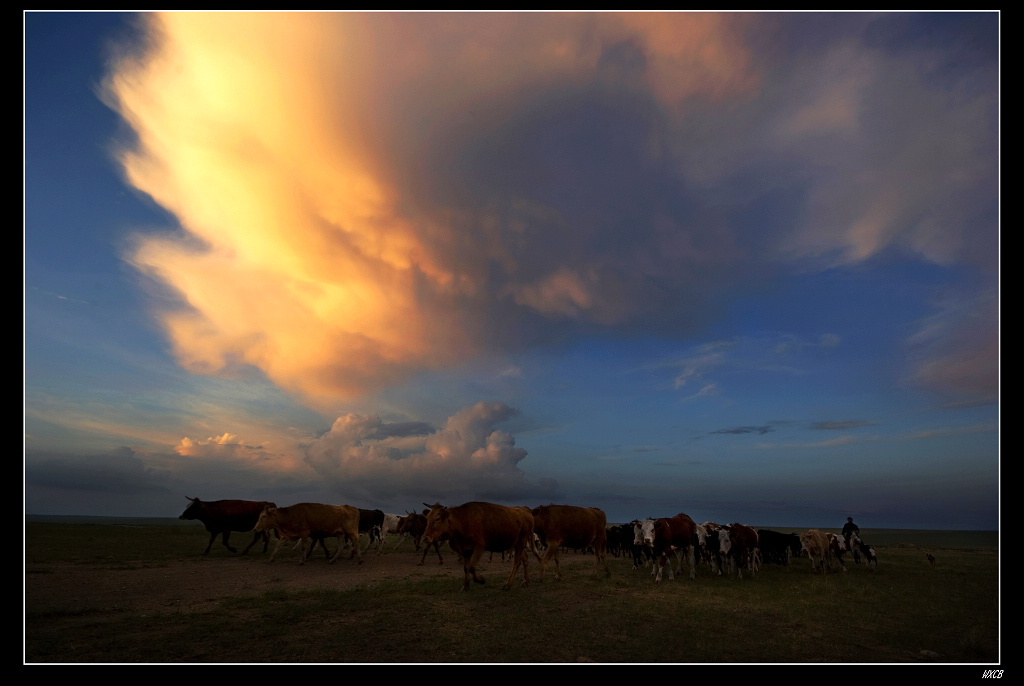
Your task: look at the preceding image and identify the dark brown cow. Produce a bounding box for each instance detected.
[531,504,608,580]
[724,523,759,579]
[254,503,362,565]
[421,501,535,591]
[397,511,445,565]
[641,512,699,582]
[178,497,276,555]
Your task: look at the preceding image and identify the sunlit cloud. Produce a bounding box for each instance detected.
[174,433,311,474]
[103,12,996,417]
[102,13,768,409]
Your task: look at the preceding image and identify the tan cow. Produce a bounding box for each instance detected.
[800,529,831,574]
[531,504,609,580]
[421,501,535,591]
[254,503,362,565]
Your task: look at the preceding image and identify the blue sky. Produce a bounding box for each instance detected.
[25,12,999,529]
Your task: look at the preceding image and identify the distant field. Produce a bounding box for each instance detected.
[25,519,999,663]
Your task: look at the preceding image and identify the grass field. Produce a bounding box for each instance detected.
[24,520,999,664]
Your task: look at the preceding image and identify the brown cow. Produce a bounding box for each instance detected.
[421,501,535,591]
[640,512,699,583]
[531,504,609,580]
[254,503,362,565]
[178,497,276,555]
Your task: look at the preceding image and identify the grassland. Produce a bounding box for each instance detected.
[24,520,999,664]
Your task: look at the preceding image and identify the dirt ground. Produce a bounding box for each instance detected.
[26,542,455,616]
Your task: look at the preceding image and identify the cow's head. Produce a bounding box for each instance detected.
[639,518,657,547]
[421,503,449,545]
[253,506,277,532]
[717,527,732,556]
[178,496,203,520]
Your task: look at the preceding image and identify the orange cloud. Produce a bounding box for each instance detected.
[102,13,762,405]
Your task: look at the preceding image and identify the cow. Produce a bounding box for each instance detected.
[849,531,877,568]
[254,503,362,565]
[374,513,403,554]
[699,521,727,575]
[630,520,654,570]
[178,497,276,556]
[421,501,535,591]
[640,513,698,583]
[800,529,835,574]
[397,511,446,566]
[530,504,609,581]
[757,529,802,565]
[358,509,386,548]
[827,532,848,572]
[724,523,759,579]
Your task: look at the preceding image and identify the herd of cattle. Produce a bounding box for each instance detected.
[178,497,877,591]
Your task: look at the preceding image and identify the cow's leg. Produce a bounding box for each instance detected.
[462,547,487,590]
[349,531,363,564]
[203,531,218,555]
[241,531,263,555]
[221,531,237,553]
[503,542,529,590]
[268,536,288,562]
[688,546,696,580]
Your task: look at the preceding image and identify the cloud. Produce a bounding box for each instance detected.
[26,447,170,494]
[905,286,998,406]
[303,401,545,503]
[103,13,998,409]
[711,425,774,436]
[174,432,312,474]
[811,420,876,431]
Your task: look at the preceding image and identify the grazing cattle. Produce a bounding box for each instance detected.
[531,505,609,581]
[422,501,535,591]
[178,497,276,556]
[254,503,362,565]
[724,523,759,579]
[641,513,698,583]
[757,529,802,565]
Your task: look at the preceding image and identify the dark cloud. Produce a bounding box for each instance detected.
[710,426,775,435]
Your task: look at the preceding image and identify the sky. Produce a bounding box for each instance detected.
[24,11,999,530]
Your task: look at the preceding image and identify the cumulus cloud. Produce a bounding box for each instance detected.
[103,13,997,408]
[303,401,542,502]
